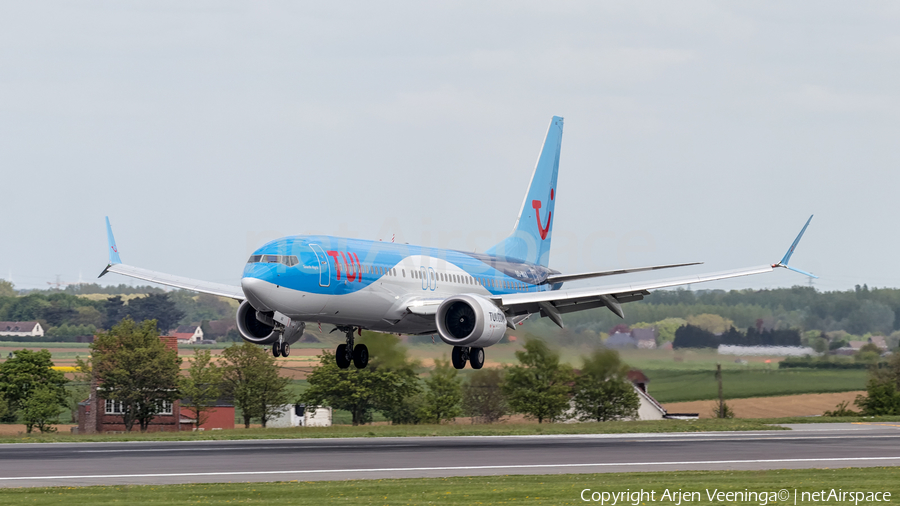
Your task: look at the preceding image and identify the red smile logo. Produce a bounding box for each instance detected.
[532,188,554,240]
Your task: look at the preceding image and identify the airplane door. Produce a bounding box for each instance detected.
[309,244,330,287]
[428,267,437,291]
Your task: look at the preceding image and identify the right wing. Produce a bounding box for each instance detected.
[496,215,816,327]
[99,217,245,301]
[497,265,775,325]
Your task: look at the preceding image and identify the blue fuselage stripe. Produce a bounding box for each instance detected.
[242,235,557,296]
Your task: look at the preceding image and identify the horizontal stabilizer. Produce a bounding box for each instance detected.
[545,262,702,285]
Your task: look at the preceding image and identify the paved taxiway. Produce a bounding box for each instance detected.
[0,423,898,487]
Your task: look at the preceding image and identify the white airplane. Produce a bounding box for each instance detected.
[100,116,816,370]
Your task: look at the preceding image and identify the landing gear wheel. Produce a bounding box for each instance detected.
[272,342,281,358]
[451,346,467,369]
[336,344,351,369]
[353,344,369,369]
[281,342,290,357]
[469,347,484,369]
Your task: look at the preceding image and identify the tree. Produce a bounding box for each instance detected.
[647,318,686,343]
[502,339,574,423]
[357,332,423,425]
[301,351,420,426]
[125,294,185,333]
[103,296,126,329]
[855,343,883,364]
[855,353,900,415]
[0,280,15,298]
[462,368,507,424]
[572,349,639,422]
[220,342,291,428]
[65,357,92,423]
[673,325,719,349]
[91,318,182,432]
[0,349,68,421]
[180,349,223,431]
[21,385,64,433]
[686,314,734,334]
[418,358,462,424]
[254,358,292,428]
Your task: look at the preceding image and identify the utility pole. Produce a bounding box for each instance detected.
[716,363,724,418]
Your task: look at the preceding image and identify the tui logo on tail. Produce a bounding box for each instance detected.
[532,188,554,240]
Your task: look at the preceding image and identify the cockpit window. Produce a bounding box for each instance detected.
[247,255,299,266]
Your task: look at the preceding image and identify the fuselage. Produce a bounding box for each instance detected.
[240,235,561,335]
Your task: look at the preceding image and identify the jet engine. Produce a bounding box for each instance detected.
[435,294,507,348]
[236,300,279,344]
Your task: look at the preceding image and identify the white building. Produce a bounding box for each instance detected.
[267,404,333,428]
[172,325,204,344]
[0,321,44,338]
[718,344,816,357]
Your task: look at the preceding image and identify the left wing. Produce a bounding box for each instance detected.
[496,216,816,327]
[99,217,245,300]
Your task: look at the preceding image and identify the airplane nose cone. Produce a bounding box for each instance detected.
[241,277,273,312]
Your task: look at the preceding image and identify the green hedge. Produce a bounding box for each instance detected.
[779,357,885,369]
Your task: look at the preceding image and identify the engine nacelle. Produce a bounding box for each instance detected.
[236,300,279,344]
[435,294,507,348]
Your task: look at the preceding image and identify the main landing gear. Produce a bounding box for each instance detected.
[335,326,368,369]
[272,340,290,358]
[451,346,484,370]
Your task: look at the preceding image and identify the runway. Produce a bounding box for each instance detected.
[0,423,898,487]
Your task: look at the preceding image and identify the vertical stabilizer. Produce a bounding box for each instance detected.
[485,116,563,266]
[105,216,122,265]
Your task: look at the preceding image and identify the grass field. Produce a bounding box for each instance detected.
[6,416,900,444]
[0,418,789,443]
[644,369,869,403]
[1,467,897,505]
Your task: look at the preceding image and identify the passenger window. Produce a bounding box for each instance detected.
[402,269,405,277]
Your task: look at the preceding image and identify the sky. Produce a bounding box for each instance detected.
[1,2,898,293]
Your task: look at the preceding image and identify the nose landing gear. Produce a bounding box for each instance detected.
[335,326,369,369]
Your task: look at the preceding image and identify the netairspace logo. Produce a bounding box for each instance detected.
[580,488,892,506]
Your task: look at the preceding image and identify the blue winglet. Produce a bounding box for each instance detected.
[774,215,817,278]
[105,216,122,265]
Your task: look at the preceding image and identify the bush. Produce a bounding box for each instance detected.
[823,400,859,417]
[779,357,876,370]
[711,401,734,419]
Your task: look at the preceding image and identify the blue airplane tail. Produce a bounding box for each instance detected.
[486,116,563,267]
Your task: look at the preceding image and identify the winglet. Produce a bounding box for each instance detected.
[773,215,817,279]
[102,217,122,275]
